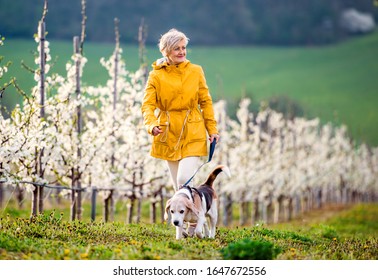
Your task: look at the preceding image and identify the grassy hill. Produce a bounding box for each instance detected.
[1,31,378,145]
[193,32,378,146]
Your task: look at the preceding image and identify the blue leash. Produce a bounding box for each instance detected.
[182,140,217,187]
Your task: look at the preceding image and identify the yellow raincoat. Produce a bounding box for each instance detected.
[141,59,218,161]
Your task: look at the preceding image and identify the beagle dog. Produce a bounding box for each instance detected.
[164,165,231,239]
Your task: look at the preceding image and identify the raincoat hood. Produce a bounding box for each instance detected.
[152,57,190,70]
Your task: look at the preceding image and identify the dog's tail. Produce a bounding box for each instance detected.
[204,165,231,187]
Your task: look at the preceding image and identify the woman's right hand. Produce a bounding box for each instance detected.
[152,126,163,136]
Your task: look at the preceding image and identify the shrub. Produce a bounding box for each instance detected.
[319,225,339,240]
[221,239,281,260]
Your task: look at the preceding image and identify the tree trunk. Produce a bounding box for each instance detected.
[267,201,274,224]
[316,189,322,209]
[251,198,259,225]
[262,200,268,224]
[136,195,142,224]
[38,185,44,214]
[273,196,286,224]
[0,182,3,209]
[103,190,114,222]
[70,188,76,221]
[0,167,4,208]
[103,197,109,223]
[222,193,233,226]
[127,197,135,224]
[293,194,301,218]
[150,200,156,224]
[74,36,83,220]
[70,167,76,221]
[55,189,62,205]
[16,184,25,209]
[239,200,249,226]
[301,194,307,214]
[159,191,165,223]
[91,187,97,222]
[38,20,46,215]
[283,197,293,222]
[77,182,82,220]
[31,184,38,218]
[273,198,280,224]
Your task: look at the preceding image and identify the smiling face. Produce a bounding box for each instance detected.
[166,39,187,65]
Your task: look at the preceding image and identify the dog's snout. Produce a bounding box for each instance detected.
[173,220,180,226]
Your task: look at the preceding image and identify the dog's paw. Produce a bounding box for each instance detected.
[182,230,189,238]
[195,231,204,239]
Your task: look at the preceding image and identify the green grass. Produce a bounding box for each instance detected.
[0,203,377,260]
[0,194,162,224]
[192,33,378,146]
[1,32,378,145]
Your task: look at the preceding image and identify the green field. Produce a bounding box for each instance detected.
[0,203,377,260]
[1,32,378,145]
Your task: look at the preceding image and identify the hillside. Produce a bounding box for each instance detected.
[1,31,378,145]
[1,0,376,45]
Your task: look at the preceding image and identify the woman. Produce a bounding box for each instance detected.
[141,28,220,190]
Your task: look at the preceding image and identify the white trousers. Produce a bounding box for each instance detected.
[166,156,200,190]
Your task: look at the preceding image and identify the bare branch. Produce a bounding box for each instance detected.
[138,17,148,66]
[80,0,87,55]
[40,0,48,23]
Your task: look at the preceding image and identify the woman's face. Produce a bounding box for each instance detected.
[167,39,186,65]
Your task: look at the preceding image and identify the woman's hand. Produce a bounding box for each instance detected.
[209,134,220,143]
[152,126,163,136]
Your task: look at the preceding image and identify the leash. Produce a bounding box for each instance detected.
[182,140,217,187]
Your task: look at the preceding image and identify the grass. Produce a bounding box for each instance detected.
[1,31,378,145]
[0,203,377,260]
[192,32,378,145]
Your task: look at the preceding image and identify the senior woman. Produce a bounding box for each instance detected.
[141,28,220,190]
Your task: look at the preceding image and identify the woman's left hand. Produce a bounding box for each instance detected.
[209,134,220,143]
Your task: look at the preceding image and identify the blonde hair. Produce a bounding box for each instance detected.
[158,28,189,57]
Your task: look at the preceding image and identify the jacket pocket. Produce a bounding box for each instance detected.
[153,114,169,143]
[186,114,207,142]
[153,124,169,143]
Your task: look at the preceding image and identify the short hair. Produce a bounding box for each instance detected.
[158,29,189,57]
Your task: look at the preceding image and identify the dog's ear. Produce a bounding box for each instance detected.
[185,199,200,218]
[164,198,171,221]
